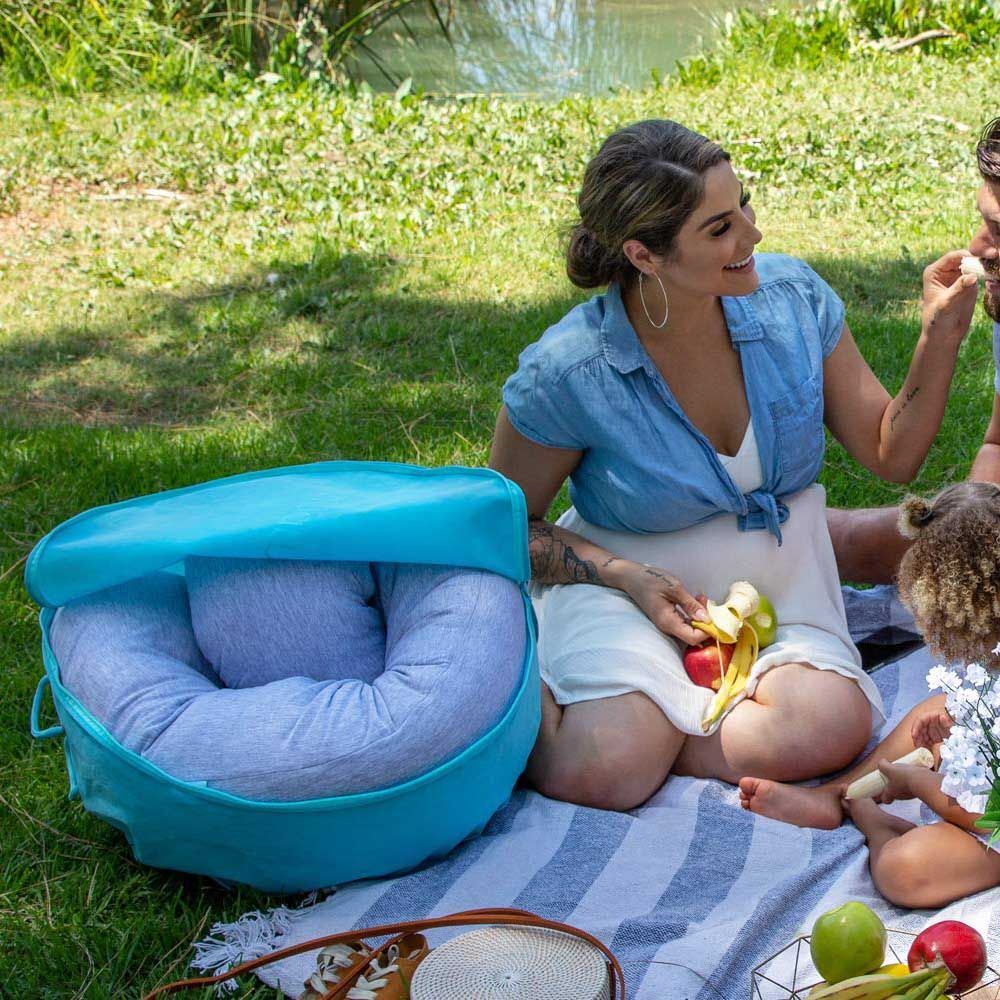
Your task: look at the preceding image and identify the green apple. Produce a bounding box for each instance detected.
[748,594,778,649]
[810,902,886,985]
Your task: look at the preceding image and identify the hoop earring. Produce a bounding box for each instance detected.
[639,272,669,329]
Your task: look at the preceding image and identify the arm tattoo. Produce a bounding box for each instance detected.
[528,516,611,585]
[890,386,921,433]
[640,566,680,589]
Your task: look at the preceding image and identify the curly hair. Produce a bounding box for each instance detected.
[896,481,1000,664]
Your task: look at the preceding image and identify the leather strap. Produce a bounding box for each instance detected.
[142,906,626,999]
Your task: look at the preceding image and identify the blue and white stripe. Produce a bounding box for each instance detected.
[257,644,1000,999]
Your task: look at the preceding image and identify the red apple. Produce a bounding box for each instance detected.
[683,641,734,691]
[908,920,987,994]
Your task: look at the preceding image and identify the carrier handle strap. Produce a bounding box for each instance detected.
[141,906,626,999]
[30,675,64,740]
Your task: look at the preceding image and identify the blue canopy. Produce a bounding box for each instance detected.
[26,461,530,608]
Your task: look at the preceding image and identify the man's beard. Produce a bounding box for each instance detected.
[985,282,1000,323]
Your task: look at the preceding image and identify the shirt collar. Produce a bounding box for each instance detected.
[600,283,764,376]
[600,283,649,374]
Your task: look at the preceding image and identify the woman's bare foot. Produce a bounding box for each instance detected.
[738,776,844,830]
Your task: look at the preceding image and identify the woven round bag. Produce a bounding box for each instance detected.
[410,925,611,1000]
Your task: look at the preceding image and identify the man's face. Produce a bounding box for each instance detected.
[970,181,1000,322]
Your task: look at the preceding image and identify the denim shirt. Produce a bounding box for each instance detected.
[993,321,1000,394]
[502,253,845,544]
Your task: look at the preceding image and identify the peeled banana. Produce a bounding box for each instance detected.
[693,581,762,731]
[843,748,936,801]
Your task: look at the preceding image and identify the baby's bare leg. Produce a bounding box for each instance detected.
[739,693,948,829]
[849,800,1000,908]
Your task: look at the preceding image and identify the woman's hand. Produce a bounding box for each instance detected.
[921,249,980,348]
[622,563,709,646]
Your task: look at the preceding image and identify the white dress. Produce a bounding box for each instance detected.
[530,421,884,736]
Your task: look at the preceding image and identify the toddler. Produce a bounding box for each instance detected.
[739,481,1000,908]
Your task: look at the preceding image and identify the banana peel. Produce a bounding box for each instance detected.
[692,580,762,731]
[699,624,758,731]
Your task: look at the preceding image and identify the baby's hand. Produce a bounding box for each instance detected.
[911,708,953,749]
[874,759,918,804]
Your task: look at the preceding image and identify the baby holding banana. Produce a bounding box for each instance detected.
[740,483,1000,909]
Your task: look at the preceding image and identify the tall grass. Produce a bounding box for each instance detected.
[679,0,1000,85]
[0,0,451,92]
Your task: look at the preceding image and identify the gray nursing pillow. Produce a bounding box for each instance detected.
[51,559,526,801]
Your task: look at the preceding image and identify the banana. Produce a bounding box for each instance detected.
[806,969,937,1000]
[695,580,760,642]
[843,747,935,800]
[700,621,758,731]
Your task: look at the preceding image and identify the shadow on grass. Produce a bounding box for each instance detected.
[1,243,995,529]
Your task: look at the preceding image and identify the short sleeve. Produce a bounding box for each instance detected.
[993,323,1000,395]
[502,341,587,450]
[803,263,846,359]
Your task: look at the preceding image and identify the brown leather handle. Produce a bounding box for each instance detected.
[142,906,627,999]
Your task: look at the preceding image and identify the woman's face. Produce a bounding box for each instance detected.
[656,160,763,298]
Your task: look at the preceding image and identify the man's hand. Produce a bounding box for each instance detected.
[623,564,709,646]
[921,249,980,347]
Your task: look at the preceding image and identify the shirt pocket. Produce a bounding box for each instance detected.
[768,373,825,484]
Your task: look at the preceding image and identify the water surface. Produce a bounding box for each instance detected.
[351,0,743,95]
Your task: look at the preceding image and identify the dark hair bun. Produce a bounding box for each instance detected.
[565,224,620,289]
[898,496,934,539]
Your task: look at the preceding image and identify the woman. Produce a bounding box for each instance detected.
[489,119,979,811]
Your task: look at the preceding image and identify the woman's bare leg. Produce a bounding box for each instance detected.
[739,693,947,830]
[525,683,687,811]
[848,800,1000,908]
[672,663,872,784]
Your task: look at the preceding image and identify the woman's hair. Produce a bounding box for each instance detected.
[566,120,731,289]
[976,117,1000,185]
[896,481,1000,663]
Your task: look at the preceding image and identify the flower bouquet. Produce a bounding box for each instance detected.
[926,657,1000,842]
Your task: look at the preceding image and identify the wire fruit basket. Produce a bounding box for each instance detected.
[751,929,1000,1000]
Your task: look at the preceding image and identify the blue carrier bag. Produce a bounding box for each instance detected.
[26,462,540,892]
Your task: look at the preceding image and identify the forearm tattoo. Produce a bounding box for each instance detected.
[889,385,921,433]
[528,516,615,585]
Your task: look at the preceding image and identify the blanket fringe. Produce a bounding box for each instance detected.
[191,891,322,995]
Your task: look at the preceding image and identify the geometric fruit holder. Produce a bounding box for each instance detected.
[751,929,1000,1000]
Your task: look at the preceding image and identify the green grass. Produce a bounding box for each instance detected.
[3,35,1000,999]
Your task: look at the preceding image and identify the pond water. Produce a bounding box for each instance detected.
[349,0,744,96]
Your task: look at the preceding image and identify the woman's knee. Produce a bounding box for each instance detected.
[528,694,683,810]
[533,749,669,811]
[740,667,872,779]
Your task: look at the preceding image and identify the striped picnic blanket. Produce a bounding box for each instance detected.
[196,590,1000,997]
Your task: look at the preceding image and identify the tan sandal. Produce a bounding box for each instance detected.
[341,933,429,999]
[298,940,372,1000]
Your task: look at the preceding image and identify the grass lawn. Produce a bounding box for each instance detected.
[2,44,999,996]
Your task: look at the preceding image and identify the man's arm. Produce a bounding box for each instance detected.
[969,392,1000,484]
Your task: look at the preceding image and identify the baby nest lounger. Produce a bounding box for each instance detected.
[25,462,540,893]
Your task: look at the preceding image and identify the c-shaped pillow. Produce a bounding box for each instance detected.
[50,559,526,801]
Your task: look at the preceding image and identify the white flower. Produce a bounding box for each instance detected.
[966,663,989,687]
[992,642,1000,657]
[928,665,962,692]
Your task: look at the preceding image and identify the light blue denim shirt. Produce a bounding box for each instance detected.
[993,321,1000,393]
[502,253,845,544]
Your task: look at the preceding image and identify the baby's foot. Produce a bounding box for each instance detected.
[738,776,843,830]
